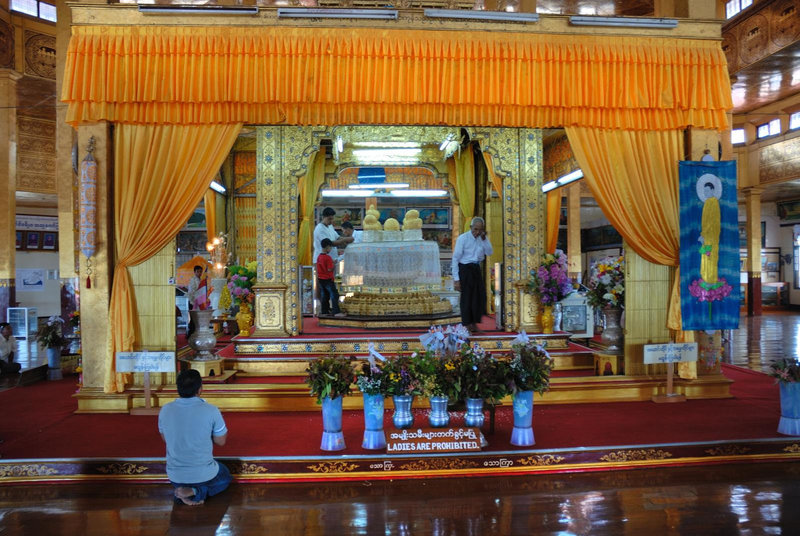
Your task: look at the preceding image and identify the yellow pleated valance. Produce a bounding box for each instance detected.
[62,26,732,130]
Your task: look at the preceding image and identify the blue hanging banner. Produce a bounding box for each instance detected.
[679,161,739,330]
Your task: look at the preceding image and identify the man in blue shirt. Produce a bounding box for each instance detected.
[451,217,493,334]
[158,369,231,505]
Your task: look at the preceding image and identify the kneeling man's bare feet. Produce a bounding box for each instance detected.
[175,487,204,506]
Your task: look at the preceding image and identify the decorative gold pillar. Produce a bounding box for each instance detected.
[566,183,581,280]
[0,69,21,320]
[56,0,77,278]
[255,126,330,336]
[76,124,113,390]
[743,187,764,316]
[474,128,542,332]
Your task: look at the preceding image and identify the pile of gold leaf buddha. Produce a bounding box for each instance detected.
[342,291,452,317]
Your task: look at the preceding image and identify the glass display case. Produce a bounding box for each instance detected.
[7,307,37,339]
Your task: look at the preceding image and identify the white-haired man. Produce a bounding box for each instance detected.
[451,217,493,333]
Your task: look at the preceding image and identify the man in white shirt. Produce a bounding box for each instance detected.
[312,207,353,264]
[0,322,21,374]
[340,221,362,251]
[451,217,493,333]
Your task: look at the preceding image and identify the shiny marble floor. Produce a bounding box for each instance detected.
[0,462,798,535]
[729,311,800,373]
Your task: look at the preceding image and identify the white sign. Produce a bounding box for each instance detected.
[16,215,58,231]
[643,343,698,364]
[16,269,45,292]
[117,351,176,373]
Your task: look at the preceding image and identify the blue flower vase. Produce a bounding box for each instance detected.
[361,393,386,450]
[510,390,535,447]
[320,395,345,451]
[46,346,62,381]
[778,382,800,436]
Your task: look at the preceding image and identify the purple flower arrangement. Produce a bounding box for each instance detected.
[529,250,574,304]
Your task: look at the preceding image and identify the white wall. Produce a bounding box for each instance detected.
[14,251,61,318]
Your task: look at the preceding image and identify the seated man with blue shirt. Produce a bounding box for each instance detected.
[158,369,231,506]
[451,216,493,334]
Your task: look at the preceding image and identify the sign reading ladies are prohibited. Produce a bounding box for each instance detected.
[386,427,482,453]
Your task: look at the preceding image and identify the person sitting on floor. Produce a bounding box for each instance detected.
[316,238,345,317]
[158,369,231,506]
[0,322,22,375]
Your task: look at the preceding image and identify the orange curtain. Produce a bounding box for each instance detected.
[297,151,326,266]
[204,189,217,243]
[63,26,731,131]
[106,123,242,393]
[482,152,503,197]
[455,147,476,232]
[546,190,561,254]
[565,127,692,374]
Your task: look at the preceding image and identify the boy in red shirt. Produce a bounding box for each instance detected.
[316,238,343,316]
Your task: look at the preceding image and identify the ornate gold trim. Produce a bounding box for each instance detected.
[600,449,673,462]
[516,454,566,466]
[94,462,149,475]
[0,464,59,478]
[307,461,359,473]
[318,315,461,330]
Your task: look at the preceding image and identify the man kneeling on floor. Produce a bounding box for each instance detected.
[159,369,231,506]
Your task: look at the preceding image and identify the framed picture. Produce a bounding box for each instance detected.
[418,207,451,228]
[422,229,452,251]
[42,232,57,251]
[15,230,23,250]
[334,207,363,228]
[25,231,41,250]
[763,271,780,283]
[777,200,800,221]
[379,207,406,224]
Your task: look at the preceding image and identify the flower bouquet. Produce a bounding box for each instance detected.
[305,355,354,403]
[68,310,80,330]
[507,342,553,396]
[412,349,462,401]
[382,355,422,397]
[586,256,625,309]
[227,261,257,307]
[356,360,389,396]
[459,344,509,404]
[528,250,574,305]
[36,315,66,349]
[770,358,800,384]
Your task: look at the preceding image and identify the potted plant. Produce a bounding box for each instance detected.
[459,345,509,429]
[383,355,422,429]
[506,342,553,446]
[413,349,462,428]
[355,360,389,449]
[769,358,800,436]
[36,315,66,381]
[305,355,353,451]
[586,256,625,349]
[528,249,574,333]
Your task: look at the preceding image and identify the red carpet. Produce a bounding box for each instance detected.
[0,364,785,460]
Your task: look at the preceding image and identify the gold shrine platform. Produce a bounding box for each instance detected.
[73,329,733,414]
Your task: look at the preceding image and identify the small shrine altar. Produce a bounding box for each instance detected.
[320,238,459,328]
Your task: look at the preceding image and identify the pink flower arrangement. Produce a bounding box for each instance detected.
[529,250,574,305]
[227,262,256,306]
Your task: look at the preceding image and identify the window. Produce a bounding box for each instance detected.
[731,128,746,145]
[10,0,56,22]
[794,235,800,290]
[790,112,800,131]
[757,118,781,140]
[726,0,753,19]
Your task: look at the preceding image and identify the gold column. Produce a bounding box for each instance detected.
[566,183,581,279]
[76,124,113,390]
[743,187,764,316]
[0,68,21,317]
[55,0,77,277]
[473,128,540,332]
